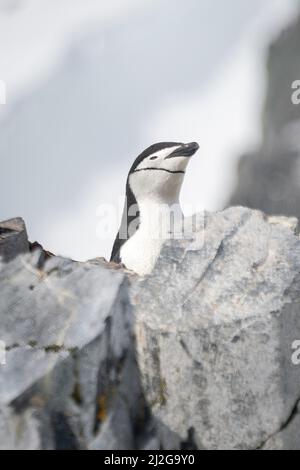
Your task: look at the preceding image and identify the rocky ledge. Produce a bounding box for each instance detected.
[1,207,300,450]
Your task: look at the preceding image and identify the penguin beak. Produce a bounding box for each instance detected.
[165,142,199,159]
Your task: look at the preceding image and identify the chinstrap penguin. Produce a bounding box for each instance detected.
[110,141,199,275]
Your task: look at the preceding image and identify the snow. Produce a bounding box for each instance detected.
[0,0,298,260]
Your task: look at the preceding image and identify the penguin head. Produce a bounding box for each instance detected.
[127,142,199,203]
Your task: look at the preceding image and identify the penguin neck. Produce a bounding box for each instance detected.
[138,194,181,213]
[136,195,183,238]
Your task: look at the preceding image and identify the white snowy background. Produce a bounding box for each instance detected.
[0,0,299,260]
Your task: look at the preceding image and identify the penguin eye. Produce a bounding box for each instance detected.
[150,156,158,160]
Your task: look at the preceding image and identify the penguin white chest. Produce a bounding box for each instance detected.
[119,201,185,276]
[120,229,164,276]
[120,201,184,276]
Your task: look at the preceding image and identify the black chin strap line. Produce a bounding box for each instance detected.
[133,168,185,175]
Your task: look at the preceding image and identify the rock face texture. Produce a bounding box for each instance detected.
[1,208,300,450]
[134,208,300,450]
[0,218,29,263]
[0,245,148,450]
[229,16,300,222]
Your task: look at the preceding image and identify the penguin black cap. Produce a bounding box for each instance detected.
[129,141,199,174]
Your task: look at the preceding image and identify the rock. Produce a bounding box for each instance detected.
[229,15,300,222]
[0,248,149,450]
[0,218,29,263]
[133,207,300,450]
[261,405,300,450]
[0,407,41,451]
[1,207,300,449]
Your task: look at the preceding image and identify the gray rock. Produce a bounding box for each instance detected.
[261,404,300,450]
[0,406,41,450]
[229,15,300,222]
[0,249,148,449]
[0,218,29,263]
[133,207,300,450]
[1,208,300,449]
